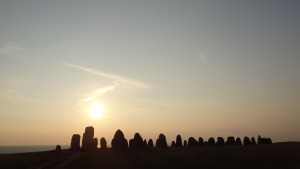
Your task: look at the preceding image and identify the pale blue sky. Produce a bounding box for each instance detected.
[0,0,300,145]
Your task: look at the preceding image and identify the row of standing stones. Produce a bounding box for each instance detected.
[67,126,272,151]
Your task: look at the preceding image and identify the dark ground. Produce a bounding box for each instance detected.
[0,142,299,169]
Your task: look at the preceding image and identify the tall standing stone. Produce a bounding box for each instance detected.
[156,133,167,148]
[176,135,183,147]
[82,126,95,151]
[100,137,107,149]
[134,133,144,148]
[70,134,81,150]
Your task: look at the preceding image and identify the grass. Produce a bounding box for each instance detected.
[0,142,299,169]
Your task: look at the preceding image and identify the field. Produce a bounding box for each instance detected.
[0,142,299,169]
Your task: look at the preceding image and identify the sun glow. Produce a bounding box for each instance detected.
[89,102,104,119]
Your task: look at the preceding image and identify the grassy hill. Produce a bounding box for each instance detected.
[0,142,299,169]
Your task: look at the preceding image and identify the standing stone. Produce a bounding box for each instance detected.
[184,140,187,147]
[198,137,205,146]
[236,137,242,145]
[251,137,257,145]
[100,137,107,149]
[129,139,135,148]
[148,139,154,147]
[134,133,144,148]
[56,145,61,152]
[70,134,81,150]
[188,137,198,147]
[156,133,167,148]
[217,137,225,145]
[243,137,251,145]
[226,136,236,145]
[93,138,98,149]
[82,126,95,151]
[143,139,148,147]
[208,137,216,145]
[111,129,128,149]
[171,141,176,147]
[176,135,183,147]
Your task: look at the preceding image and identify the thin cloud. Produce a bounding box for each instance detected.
[79,83,117,103]
[0,43,26,55]
[61,62,151,88]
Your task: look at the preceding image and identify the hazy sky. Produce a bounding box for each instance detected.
[0,0,300,145]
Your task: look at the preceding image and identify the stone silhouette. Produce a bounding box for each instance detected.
[208,137,216,145]
[70,134,81,150]
[226,136,236,145]
[171,141,176,147]
[188,137,198,147]
[129,139,135,148]
[82,126,96,151]
[217,137,225,145]
[148,139,154,147]
[133,133,145,148]
[258,135,272,144]
[243,136,251,145]
[198,137,205,146]
[175,135,183,147]
[251,137,257,145]
[93,138,98,149]
[100,137,107,149]
[143,139,147,147]
[156,133,167,148]
[111,129,128,149]
[184,140,187,147]
[236,137,242,145]
[56,145,61,152]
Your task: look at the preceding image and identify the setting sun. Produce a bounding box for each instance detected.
[89,102,104,119]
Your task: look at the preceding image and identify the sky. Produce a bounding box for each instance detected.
[0,0,300,145]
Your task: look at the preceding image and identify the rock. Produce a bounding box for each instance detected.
[56,145,61,152]
[143,139,147,147]
[111,129,128,149]
[226,136,236,145]
[129,139,135,148]
[236,137,242,145]
[208,137,215,145]
[156,133,167,148]
[134,133,144,148]
[188,137,198,147]
[258,135,272,144]
[100,137,107,149]
[82,126,95,151]
[171,141,176,147]
[243,137,251,145]
[176,135,183,147]
[93,138,98,149]
[148,139,154,147]
[217,137,225,145]
[251,137,257,145]
[198,137,205,146]
[70,134,81,150]
[267,138,272,144]
[184,140,187,147]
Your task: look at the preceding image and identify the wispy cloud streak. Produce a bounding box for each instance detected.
[61,62,151,88]
[79,84,117,103]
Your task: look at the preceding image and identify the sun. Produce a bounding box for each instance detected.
[89,102,104,119]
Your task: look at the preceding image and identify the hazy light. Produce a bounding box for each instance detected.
[89,102,104,119]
